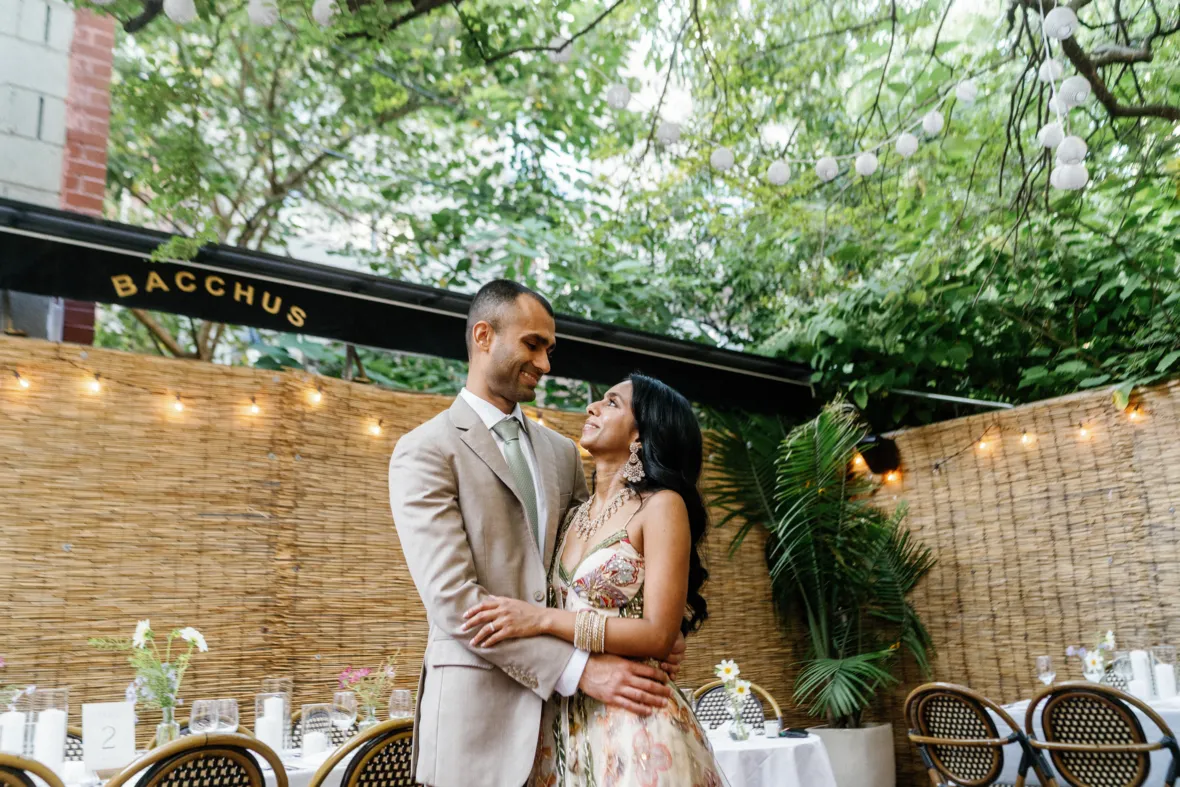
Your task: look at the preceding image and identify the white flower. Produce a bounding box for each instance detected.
[733,679,751,697]
[715,659,740,682]
[133,620,151,649]
[1105,631,1116,648]
[1085,651,1105,670]
[179,627,208,653]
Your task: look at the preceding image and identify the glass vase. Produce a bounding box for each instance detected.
[728,706,750,742]
[156,706,181,747]
[358,705,379,732]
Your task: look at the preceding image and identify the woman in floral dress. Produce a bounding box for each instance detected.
[462,373,726,787]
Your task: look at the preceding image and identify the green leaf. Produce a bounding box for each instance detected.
[1112,381,1135,410]
[1157,350,1180,373]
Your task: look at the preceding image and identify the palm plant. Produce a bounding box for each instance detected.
[707,401,935,728]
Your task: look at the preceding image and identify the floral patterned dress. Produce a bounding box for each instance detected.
[528,517,728,787]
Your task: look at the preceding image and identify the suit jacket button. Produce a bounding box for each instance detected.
[533,590,545,602]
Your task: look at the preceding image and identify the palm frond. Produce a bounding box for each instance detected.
[794,651,899,722]
[704,410,790,555]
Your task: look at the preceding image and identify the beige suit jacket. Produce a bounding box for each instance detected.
[389,396,590,787]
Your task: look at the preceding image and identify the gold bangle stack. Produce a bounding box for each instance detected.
[574,609,607,653]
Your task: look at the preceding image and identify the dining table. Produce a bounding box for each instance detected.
[61,747,357,787]
[706,723,838,787]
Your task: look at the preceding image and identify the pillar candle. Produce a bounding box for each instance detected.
[32,708,66,772]
[1156,663,1177,699]
[1131,650,1153,686]
[263,696,285,720]
[302,730,328,756]
[0,711,25,755]
[255,715,283,751]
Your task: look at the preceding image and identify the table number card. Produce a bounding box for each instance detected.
[82,701,136,771]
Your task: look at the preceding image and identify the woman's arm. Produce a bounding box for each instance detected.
[464,491,691,662]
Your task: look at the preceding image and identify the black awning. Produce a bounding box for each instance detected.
[0,197,815,414]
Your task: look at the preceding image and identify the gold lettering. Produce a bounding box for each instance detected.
[205,276,225,297]
[175,271,197,293]
[261,292,282,315]
[111,274,138,298]
[145,271,170,293]
[287,306,306,328]
[233,281,254,305]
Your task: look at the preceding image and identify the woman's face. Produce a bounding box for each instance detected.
[581,381,638,456]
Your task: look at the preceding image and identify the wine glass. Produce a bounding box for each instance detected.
[388,690,412,721]
[1114,651,1134,683]
[189,700,219,734]
[216,699,239,733]
[331,691,357,730]
[1035,655,1056,685]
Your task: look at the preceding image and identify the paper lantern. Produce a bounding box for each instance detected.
[1051,163,1089,190]
[605,84,631,110]
[1044,6,1078,39]
[655,121,680,144]
[247,0,278,26]
[1056,135,1087,165]
[163,0,197,23]
[895,132,919,158]
[1037,121,1064,149]
[767,160,791,185]
[922,110,944,136]
[1048,94,1071,115]
[710,148,735,171]
[548,37,572,64]
[955,79,979,105]
[815,156,839,182]
[1038,58,1064,83]
[90,0,115,6]
[854,152,879,177]
[312,0,336,26]
[1060,75,1092,106]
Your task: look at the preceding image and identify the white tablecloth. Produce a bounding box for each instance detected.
[708,729,838,787]
[992,696,1180,786]
[62,749,355,787]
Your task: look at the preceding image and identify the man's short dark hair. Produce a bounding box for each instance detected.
[466,280,554,358]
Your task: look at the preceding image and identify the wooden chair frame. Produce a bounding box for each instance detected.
[0,753,66,787]
[692,679,784,731]
[149,717,255,748]
[905,682,1058,787]
[307,719,414,787]
[1026,682,1180,787]
[289,705,358,747]
[105,733,285,787]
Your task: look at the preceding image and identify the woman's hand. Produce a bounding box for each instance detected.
[462,596,549,648]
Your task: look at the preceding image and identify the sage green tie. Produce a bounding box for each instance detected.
[491,417,540,546]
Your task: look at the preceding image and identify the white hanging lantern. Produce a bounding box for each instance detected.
[1037,121,1065,148]
[655,121,681,144]
[922,110,945,136]
[548,37,572,64]
[90,0,115,6]
[767,160,791,185]
[247,0,278,26]
[1051,163,1089,190]
[1060,75,1092,106]
[955,79,979,105]
[1048,94,1071,115]
[605,84,631,110]
[1056,135,1088,165]
[312,0,336,26]
[1038,58,1064,83]
[1044,6,1078,39]
[815,156,839,182]
[163,0,198,23]
[895,132,919,158]
[710,147,735,172]
[854,152,879,177]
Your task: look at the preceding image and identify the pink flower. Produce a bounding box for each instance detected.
[0,657,6,669]
[631,728,672,787]
[356,668,371,678]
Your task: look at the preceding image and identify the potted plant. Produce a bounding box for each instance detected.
[709,402,935,787]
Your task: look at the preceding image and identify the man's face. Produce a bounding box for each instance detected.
[477,295,556,403]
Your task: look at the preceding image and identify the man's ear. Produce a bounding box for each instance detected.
[471,321,494,353]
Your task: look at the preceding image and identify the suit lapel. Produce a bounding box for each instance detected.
[524,418,563,571]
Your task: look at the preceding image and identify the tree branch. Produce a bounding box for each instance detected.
[740,15,892,65]
[343,0,454,41]
[130,309,191,357]
[122,0,163,33]
[477,0,629,64]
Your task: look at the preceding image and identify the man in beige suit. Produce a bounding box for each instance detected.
[389,281,678,787]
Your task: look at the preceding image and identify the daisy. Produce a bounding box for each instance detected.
[715,660,740,682]
[132,620,151,649]
[733,679,752,697]
[1085,651,1104,671]
[178,627,208,653]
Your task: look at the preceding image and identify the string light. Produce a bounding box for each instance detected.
[1128,406,1143,422]
[884,470,901,484]
[977,438,990,451]
[13,370,29,389]
[309,386,324,405]
[88,374,101,393]
[1021,430,1035,446]
[1078,423,1089,439]
[250,396,261,415]
[369,419,384,436]
[852,453,867,470]
[173,394,185,412]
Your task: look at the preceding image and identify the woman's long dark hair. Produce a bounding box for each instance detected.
[626,373,710,635]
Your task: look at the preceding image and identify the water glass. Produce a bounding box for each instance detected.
[388,690,413,721]
[29,688,69,770]
[1114,651,1134,681]
[216,699,239,733]
[331,692,357,730]
[299,704,334,756]
[1153,646,1177,699]
[1035,655,1055,685]
[189,700,219,734]
[261,677,294,697]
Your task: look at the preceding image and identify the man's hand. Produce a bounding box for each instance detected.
[579,654,672,716]
[660,632,686,680]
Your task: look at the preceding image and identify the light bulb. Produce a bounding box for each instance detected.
[370,420,383,436]
[1129,406,1142,421]
[605,84,631,110]
[1078,424,1089,439]
[977,439,989,451]
[548,37,572,64]
[710,147,735,172]
[895,132,919,158]
[884,470,900,484]
[922,110,945,136]
[1021,430,1034,446]
[15,371,30,389]
[250,397,261,415]
[815,156,839,182]
[852,453,866,469]
[174,395,184,412]
[88,375,101,393]
[309,387,323,405]
[855,152,879,177]
[766,160,791,185]
[655,121,681,145]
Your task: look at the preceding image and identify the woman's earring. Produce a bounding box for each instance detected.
[622,441,645,483]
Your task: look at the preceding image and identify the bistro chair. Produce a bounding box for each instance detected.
[105,733,284,787]
[66,726,84,761]
[1026,682,1180,787]
[149,718,254,748]
[692,680,784,735]
[307,718,414,787]
[0,754,66,787]
[290,706,359,748]
[906,682,1057,787]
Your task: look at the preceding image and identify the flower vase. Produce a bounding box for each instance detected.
[156,706,180,747]
[1083,664,1105,682]
[358,705,379,732]
[728,706,750,741]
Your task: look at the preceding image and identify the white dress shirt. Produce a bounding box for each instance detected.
[458,388,588,697]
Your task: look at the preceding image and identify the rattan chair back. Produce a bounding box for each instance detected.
[66,726,84,762]
[1027,682,1180,787]
[0,754,66,787]
[308,719,414,787]
[692,680,783,734]
[290,706,359,748]
[105,733,285,787]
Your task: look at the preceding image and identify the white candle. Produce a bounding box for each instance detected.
[255,715,283,751]
[262,696,285,720]
[1156,663,1177,699]
[1129,678,1151,700]
[1131,650,1152,686]
[302,730,328,756]
[33,708,66,772]
[0,711,25,755]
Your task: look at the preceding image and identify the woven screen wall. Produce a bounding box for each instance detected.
[0,336,799,745]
